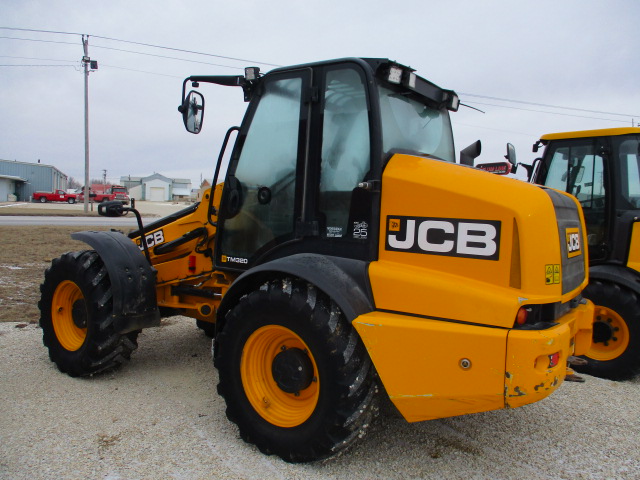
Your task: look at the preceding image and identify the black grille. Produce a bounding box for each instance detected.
[544,188,586,294]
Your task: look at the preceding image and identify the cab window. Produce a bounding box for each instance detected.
[616,136,640,209]
[220,75,304,261]
[543,141,606,247]
[318,67,371,239]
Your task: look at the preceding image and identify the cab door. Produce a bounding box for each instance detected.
[538,138,609,260]
[311,64,377,260]
[216,69,311,269]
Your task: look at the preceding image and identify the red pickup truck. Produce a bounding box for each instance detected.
[77,185,130,205]
[32,190,77,204]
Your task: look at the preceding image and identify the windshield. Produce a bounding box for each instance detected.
[378,85,455,162]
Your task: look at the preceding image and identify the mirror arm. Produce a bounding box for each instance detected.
[181,75,247,105]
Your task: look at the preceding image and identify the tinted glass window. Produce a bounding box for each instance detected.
[615,136,640,208]
[220,76,302,260]
[319,68,370,238]
[543,141,606,247]
[378,85,455,162]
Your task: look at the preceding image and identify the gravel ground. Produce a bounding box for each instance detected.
[1,319,639,480]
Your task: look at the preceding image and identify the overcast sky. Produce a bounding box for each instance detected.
[2,0,639,188]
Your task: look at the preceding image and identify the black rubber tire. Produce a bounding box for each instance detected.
[214,278,379,463]
[67,197,75,204]
[196,319,216,338]
[575,280,640,380]
[39,250,139,377]
[39,196,47,203]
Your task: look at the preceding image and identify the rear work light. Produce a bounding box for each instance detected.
[387,66,403,84]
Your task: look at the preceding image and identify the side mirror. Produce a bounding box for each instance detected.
[178,90,205,134]
[504,143,518,174]
[505,143,516,165]
[459,140,482,166]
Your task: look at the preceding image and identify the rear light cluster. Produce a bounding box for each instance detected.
[515,307,531,326]
[548,352,560,368]
[513,295,584,329]
[513,304,557,330]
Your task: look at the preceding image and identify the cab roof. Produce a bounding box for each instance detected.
[540,127,640,142]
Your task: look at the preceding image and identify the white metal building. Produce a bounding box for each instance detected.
[120,173,192,202]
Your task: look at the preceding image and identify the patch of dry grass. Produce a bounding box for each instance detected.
[0,226,110,323]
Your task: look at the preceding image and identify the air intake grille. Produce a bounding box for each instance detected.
[544,188,586,294]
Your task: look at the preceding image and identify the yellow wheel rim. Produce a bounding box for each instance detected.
[587,305,630,361]
[241,325,319,428]
[51,280,87,351]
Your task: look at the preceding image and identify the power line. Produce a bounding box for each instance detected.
[0,64,78,67]
[0,35,78,46]
[2,26,637,121]
[465,101,632,124]
[452,121,535,138]
[0,26,281,67]
[90,34,282,67]
[101,64,183,78]
[91,45,245,70]
[0,27,81,36]
[0,54,77,63]
[0,36,245,70]
[460,92,639,118]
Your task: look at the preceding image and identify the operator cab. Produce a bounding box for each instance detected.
[179,58,461,271]
[533,128,640,263]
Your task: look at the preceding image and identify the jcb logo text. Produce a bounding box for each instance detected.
[386,216,501,260]
[137,230,164,250]
[566,228,581,258]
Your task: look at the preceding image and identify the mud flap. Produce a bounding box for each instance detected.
[71,230,160,333]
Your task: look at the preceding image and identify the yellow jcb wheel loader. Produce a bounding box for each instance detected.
[39,58,593,463]
[526,128,640,380]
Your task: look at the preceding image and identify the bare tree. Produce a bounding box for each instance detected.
[68,177,82,190]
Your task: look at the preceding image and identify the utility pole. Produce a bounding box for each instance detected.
[81,35,98,212]
[102,169,107,185]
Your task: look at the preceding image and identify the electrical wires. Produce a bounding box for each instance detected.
[0,26,636,124]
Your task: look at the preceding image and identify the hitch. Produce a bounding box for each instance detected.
[565,356,588,382]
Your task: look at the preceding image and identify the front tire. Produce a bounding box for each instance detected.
[196,319,216,338]
[215,278,379,463]
[39,251,139,377]
[576,280,640,380]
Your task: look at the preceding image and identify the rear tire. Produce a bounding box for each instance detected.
[214,278,379,463]
[67,198,75,204]
[39,251,139,377]
[39,196,47,203]
[576,280,640,380]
